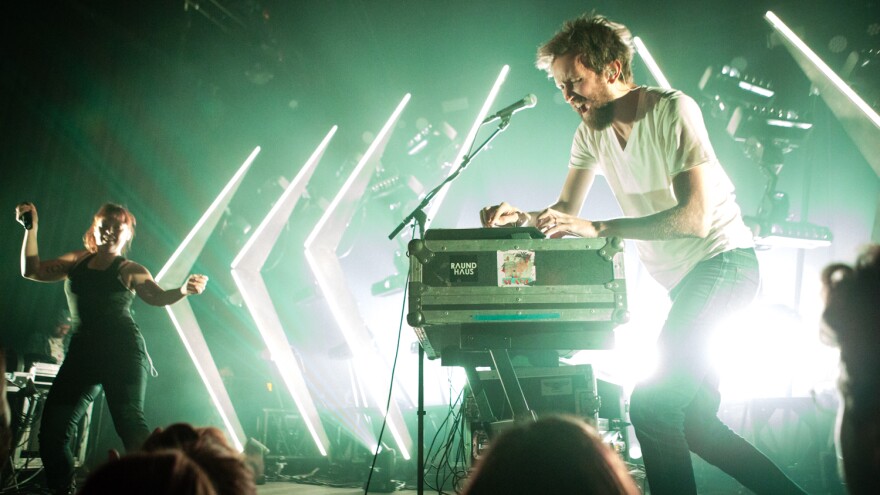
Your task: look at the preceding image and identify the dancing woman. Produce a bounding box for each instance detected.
[16,202,208,495]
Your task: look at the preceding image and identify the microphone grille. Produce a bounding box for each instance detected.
[525,94,538,107]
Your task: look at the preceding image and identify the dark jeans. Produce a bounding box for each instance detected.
[39,330,150,490]
[629,248,807,495]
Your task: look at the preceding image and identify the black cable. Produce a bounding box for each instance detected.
[363,222,415,494]
[432,410,459,492]
[423,388,469,494]
[0,464,44,493]
[447,407,469,492]
[425,397,457,491]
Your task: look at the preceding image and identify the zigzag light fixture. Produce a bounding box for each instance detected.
[231,127,338,456]
[155,146,261,451]
[304,95,414,460]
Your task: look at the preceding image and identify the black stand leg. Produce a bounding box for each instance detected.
[463,364,497,424]
[489,349,536,423]
[417,343,425,495]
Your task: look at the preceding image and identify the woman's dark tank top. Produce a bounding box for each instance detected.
[64,254,138,334]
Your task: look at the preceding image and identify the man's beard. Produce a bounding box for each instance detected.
[580,85,616,130]
[583,101,615,130]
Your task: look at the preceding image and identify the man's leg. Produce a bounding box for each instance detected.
[630,372,704,494]
[684,375,807,494]
[630,248,770,494]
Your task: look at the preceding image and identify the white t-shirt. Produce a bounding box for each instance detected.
[569,87,754,290]
[49,336,66,364]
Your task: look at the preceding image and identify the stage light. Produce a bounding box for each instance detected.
[629,444,643,460]
[727,101,831,250]
[744,218,833,249]
[231,128,338,457]
[633,37,671,89]
[699,65,775,108]
[305,96,414,460]
[698,42,829,249]
[765,118,813,129]
[766,11,880,128]
[765,11,880,177]
[155,146,261,452]
[725,106,813,144]
[737,80,775,99]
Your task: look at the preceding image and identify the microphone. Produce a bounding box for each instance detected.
[19,211,33,230]
[482,94,537,124]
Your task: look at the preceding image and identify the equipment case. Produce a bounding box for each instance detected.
[407,228,628,360]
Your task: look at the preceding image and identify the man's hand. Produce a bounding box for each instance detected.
[480,202,530,227]
[535,208,601,238]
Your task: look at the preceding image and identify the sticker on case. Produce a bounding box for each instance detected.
[498,250,536,286]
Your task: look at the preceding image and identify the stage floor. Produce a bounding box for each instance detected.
[256,483,416,494]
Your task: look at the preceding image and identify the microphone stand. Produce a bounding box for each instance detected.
[388,117,512,241]
[388,115,513,495]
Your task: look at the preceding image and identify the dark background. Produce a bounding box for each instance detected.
[1,0,877,474]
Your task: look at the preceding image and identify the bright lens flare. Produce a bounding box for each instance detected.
[711,304,839,401]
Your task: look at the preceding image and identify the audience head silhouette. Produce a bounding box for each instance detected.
[141,422,256,495]
[821,244,880,494]
[77,450,217,495]
[461,415,640,495]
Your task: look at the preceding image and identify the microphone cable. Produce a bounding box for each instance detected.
[363,222,416,494]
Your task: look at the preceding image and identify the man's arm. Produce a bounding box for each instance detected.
[482,167,597,229]
[595,165,711,240]
[536,164,711,240]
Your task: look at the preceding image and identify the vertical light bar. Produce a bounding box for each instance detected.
[633,36,671,89]
[424,65,509,228]
[155,146,260,452]
[231,127,338,456]
[305,95,414,459]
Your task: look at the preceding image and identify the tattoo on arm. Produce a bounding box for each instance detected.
[44,261,69,275]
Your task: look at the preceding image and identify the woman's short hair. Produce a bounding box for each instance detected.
[82,203,137,254]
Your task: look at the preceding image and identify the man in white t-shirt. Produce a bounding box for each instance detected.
[481,14,807,495]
